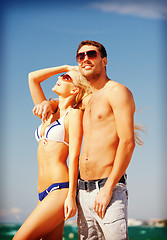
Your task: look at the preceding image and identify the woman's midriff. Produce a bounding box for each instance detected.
[37,141,69,193]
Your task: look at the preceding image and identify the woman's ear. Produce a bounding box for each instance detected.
[70,87,79,95]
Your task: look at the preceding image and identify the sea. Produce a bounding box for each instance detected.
[0,224,167,240]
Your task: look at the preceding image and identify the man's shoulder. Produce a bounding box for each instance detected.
[106,80,135,108]
[106,80,129,91]
[105,80,132,97]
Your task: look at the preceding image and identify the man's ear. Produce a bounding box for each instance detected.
[70,87,79,95]
[102,57,107,67]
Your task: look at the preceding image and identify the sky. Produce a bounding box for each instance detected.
[0,0,167,223]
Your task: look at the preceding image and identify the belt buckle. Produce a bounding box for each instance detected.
[85,181,90,192]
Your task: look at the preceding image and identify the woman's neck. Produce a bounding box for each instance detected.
[58,96,74,116]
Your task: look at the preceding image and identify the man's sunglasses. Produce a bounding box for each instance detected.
[60,74,73,82]
[76,50,99,63]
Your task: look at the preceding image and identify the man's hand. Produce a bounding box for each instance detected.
[94,187,112,219]
[33,100,54,122]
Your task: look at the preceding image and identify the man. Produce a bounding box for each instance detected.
[34,40,135,239]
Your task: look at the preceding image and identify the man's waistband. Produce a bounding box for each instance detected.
[78,174,127,192]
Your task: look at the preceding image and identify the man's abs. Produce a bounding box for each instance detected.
[79,117,119,180]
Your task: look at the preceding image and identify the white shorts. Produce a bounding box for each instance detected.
[77,180,129,240]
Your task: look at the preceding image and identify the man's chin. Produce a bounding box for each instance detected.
[80,68,93,77]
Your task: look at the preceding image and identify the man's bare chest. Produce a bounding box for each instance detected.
[83,94,113,125]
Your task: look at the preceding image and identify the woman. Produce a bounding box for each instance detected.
[13,65,91,240]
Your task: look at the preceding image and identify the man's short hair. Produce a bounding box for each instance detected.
[77,40,107,59]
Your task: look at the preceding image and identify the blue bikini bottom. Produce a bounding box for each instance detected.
[38,182,69,201]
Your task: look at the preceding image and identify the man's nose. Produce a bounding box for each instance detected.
[83,54,89,61]
[84,54,89,61]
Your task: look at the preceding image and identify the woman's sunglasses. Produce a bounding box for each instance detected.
[60,74,73,82]
[76,50,99,63]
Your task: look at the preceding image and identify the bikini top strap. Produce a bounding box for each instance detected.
[61,108,73,119]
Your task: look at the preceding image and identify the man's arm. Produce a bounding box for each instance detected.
[33,99,58,122]
[94,84,135,219]
[33,88,91,122]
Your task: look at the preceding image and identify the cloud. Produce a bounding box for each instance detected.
[90,1,167,19]
[10,208,22,214]
[0,209,8,217]
[0,208,22,217]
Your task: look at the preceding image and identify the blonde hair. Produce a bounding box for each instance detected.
[69,70,92,107]
[134,124,146,146]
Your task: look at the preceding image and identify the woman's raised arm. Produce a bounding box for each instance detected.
[28,65,72,105]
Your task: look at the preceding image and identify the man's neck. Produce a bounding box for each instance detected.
[89,75,110,93]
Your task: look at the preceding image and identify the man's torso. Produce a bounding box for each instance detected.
[79,81,119,180]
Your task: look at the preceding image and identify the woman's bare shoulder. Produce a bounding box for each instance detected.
[68,108,83,119]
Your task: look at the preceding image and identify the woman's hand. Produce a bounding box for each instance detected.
[66,65,79,72]
[64,195,77,221]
